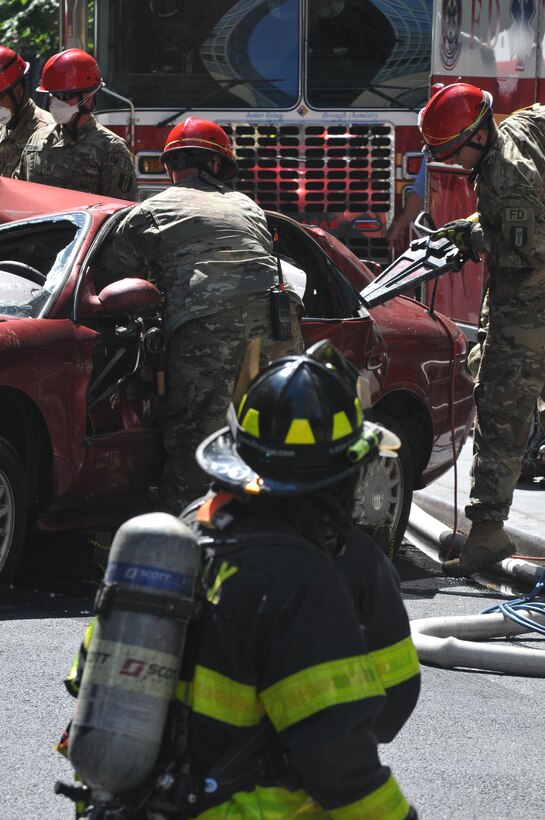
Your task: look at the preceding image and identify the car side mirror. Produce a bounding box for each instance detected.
[80,278,162,317]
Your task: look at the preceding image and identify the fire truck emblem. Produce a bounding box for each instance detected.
[440,0,462,70]
[510,0,536,70]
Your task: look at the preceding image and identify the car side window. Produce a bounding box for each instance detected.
[0,222,77,278]
[268,219,355,319]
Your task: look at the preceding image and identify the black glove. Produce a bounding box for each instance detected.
[431,219,480,262]
[405,806,419,819]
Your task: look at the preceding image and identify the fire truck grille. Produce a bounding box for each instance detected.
[221,122,393,264]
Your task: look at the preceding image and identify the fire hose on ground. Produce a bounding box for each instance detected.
[407,503,545,676]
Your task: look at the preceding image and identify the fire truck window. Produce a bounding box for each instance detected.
[307,0,432,109]
[95,0,299,109]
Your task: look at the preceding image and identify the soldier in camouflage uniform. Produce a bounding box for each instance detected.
[0,46,53,177]
[468,292,545,480]
[420,83,545,576]
[13,49,136,200]
[98,117,304,514]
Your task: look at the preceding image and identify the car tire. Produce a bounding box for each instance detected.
[0,438,27,593]
[353,413,413,559]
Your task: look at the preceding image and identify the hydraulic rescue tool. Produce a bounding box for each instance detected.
[360,213,470,310]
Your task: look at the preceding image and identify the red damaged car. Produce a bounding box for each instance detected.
[0,178,474,589]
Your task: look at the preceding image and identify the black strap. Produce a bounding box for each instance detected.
[205,721,275,787]
[171,721,293,814]
[198,531,334,564]
[94,581,200,621]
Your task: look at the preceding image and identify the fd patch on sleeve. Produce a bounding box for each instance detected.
[502,204,535,253]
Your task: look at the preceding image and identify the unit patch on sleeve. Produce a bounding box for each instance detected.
[502,204,534,253]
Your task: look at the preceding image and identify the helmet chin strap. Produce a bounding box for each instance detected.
[62,92,95,137]
[4,78,26,129]
[168,151,224,183]
[468,120,496,182]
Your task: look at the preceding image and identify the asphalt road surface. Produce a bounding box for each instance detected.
[1,539,544,819]
[387,542,545,820]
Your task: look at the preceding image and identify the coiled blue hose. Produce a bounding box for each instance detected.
[480,572,545,636]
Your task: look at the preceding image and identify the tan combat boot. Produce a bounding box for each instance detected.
[443,521,515,578]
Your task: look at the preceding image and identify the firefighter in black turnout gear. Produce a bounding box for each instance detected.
[59,342,420,819]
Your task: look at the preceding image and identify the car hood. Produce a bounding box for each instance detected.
[0,177,130,224]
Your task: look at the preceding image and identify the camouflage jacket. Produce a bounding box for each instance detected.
[0,99,53,178]
[99,170,285,335]
[13,116,137,201]
[474,104,545,305]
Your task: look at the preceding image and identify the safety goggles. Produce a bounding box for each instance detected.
[49,83,101,103]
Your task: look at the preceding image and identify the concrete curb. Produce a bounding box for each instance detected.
[411,493,545,558]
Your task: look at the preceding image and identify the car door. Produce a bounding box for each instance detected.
[266,212,379,373]
[0,208,162,525]
[65,208,164,521]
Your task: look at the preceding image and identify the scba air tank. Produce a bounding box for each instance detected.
[68,512,201,801]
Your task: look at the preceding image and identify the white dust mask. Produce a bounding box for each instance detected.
[0,105,13,126]
[50,97,77,125]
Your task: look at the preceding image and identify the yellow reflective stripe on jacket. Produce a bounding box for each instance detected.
[260,655,385,733]
[369,636,420,690]
[66,619,96,693]
[178,665,265,727]
[197,785,327,818]
[330,774,409,820]
[196,779,409,819]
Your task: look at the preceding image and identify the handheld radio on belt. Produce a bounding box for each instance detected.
[270,228,293,342]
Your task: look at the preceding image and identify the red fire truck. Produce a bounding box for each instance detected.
[424,0,543,341]
[59,0,432,268]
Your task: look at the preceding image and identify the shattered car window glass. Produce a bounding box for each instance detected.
[0,213,87,318]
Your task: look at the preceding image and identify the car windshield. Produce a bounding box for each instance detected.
[94,0,431,112]
[0,213,87,319]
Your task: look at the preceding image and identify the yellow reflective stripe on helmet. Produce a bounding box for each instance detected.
[180,665,265,727]
[369,636,420,690]
[198,786,327,818]
[330,774,410,820]
[241,407,260,438]
[285,418,316,444]
[261,655,385,733]
[332,410,353,441]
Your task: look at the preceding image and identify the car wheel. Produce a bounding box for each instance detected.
[0,438,27,593]
[353,413,413,559]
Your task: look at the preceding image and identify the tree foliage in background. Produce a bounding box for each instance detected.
[0,0,59,59]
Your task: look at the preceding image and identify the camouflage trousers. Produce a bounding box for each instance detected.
[469,334,545,431]
[159,296,304,515]
[466,307,545,522]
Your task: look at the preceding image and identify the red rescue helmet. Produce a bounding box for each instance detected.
[0,47,29,95]
[418,83,493,162]
[37,48,102,94]
[161,116,238,180]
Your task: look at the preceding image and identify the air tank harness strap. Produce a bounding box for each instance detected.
[152,719,297,819]
[93,581,202,621]
[198,532,334,563]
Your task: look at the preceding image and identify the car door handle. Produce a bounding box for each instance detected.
[366,346,388,370]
